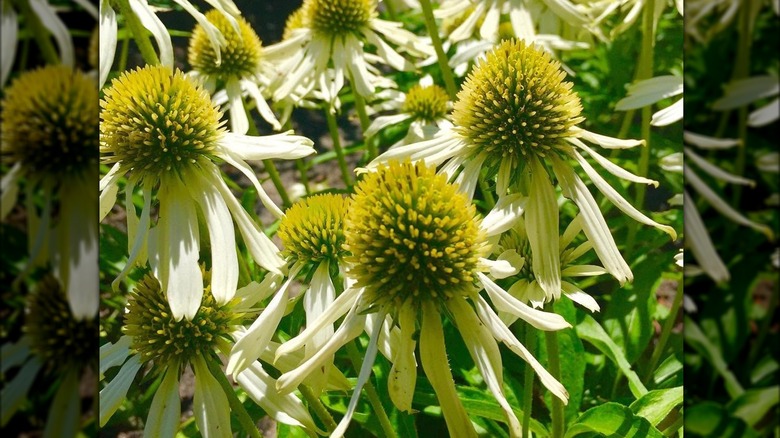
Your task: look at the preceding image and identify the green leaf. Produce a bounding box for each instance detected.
[685,402,758,437]
[727,386,779,427]
[565,402,664,437]
[577,312,648,398]
[683,316,744,398]
[629,386,683,426]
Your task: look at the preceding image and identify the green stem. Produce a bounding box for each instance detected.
[299,384,338,433]
[295,159,311,196]
[263,160,291,209]
[118,32,130,72]
[644,278,684,384]
[345,341,397,438]
[15,0,59,64]
[419,0,458,100]
[478,171,496,209]
[324,109,354,187]
[114,0,160,65]
[545,331,565,438]
[383,0,398,21]
[729,2,754,211]
[521,325,536,438]
[349,71,377,161]
[204,357,262,438]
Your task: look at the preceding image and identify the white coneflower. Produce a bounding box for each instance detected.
[615,74,684,126]
[273,161,571,438]
[664,133,774,283]
[364,77,452,147]
[98,0,241,88]
[189,9,282,134]
[0,275,97,434]
[228,194,350,394]
[371,39,676,298]
[587,0,682,39]
[265,0,433,109]
[99,272,320,437]
[436,0,596,44]
[497,214,606,314]
[1,65,99,319]
[99,65,315,320]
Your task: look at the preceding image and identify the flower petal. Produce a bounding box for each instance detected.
[302,261,336,394]
[683,131,740,150]
[481,193,526,237]
[226,78,249,135]
[144,366,181,438]
[1,357,42,426]
[192,356,232,438]
[684,189,729,283]
[686,147,755,186]
[44,369,80,438]
[478,272,571,331]
[389,304,417,412]
[1,3,17,86]
[419,300,477,437]
[128,0,173,67]
[99,354,142,426]
[561,281,600,312]
[526,157,562,299]
[1,162,22,220]
[99,163,123,220]
[575,128,644,149]
[99,336,131,377]
[29,0,74,66]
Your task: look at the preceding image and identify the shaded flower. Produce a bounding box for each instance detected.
[273,161,571,437]
[99,272,319,437]
[99,65,314,319]
[615,74,684,126]
[713,74,779,127]
[1,65,99,318]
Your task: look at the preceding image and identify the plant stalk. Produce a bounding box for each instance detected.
[419,0,458,100]
[324,109,354,187]
[113,0,160,65]
[545,331,565,438]
[345,341,397,438]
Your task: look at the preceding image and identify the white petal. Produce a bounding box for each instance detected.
[684,190,729,283]
[1,337,30,374]
[448,1,485,42]
[365,29,413,71]
[1,3,17,86]
[479,3,501,42]
[713,76,779,110]
[571,150,677,240]
[571,139,659,186]
[192,356,232,438]
[331,314,384,438]
[128,0,173,68]
[98,1,117,88]
[481,193,527,237]
[473,296,569,402]
[526,157,562,299]
[575,128,645,149]
[388,304,417,412]
[454,152,487,201]
[99,336,131,377]
[226,79,249,134]
[748,97,779,127]
[72,0,99,17]
[561,281,600,312]
[205,162,285,272]
[144,366,181,438]
[685,167,774,239]
[29,0,74,66]
[369,129,465,170]
[60,180,99,319]
[274,286,361,361]
[651,98,684,126]
[240,79,281,130]
[480,251,522,279]
[174,0,224,64]
[99,354,142,426]
[220,131,314,161]
[541,0,589,26]
[232,274,282,312]
[685,147,755,186]
[615,75,683,111]
[344,35,374,97]
[111,188,152,290]
[561,265,607,277]
[302,261,336,393]
[216,149,285,219]
[44,369,80,438]
[419,300,477,437]
[683,131,740,150]
[551,156,633,284]
[365,113,413,138]
[157,184,203,320]
[449,298,522,434]
[236,362,321,432]
[99,163,123,220]
[478,272,570,331]
[187,176,239,305]
[227,271,299,377]
[276,308,365,395]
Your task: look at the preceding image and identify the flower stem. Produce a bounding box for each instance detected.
[118,32,131,72]
[114,0,161,66]
[521,325,536,438]
[299,384,338,433]
[478,171,496,209]
[644,277,683,384]
[345,340,397,438]
[324,109,354,187]
[349,72,376,161]
[728,2,754,210]
[419,0,458,100]
[263,160,291,209]
[295,159,311,196]
[545,331,565,438]
[204,356,262,438]
[15,0,59,64]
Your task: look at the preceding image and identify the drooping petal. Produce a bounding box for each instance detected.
[478,272,570,331]
[364,29,413,71]
[175,0,224,64]
[302,261,336,394]
[473,296,569,403]
[571,149,677,240]
[1,357,42,426]
[575,128,644,149]
[481,194,526,237]
[480,249,523,279]
[143,366,181,438]
[192,356,232,438]
[615,75,683,111]
[550,156,633,284]
[388,304,417,412]
[455,152,488,201]
[128,0,173,67]
[369,128,466,169]
[231,274,282,312]
[226,78,249,135]
[28,0,74,66]
[98,0,117,86]
[227,269,299,377]
[748,97,779,127]
[1,162,22,220]
[44,369,80,438]
[344,35,374,98]
[0,2,17,86]
[364,114,413,138]
[99,354,142,426]
[684,190,729,283]
[0,337,30,374]
[236,362,322,433]
[713,76,779,110]
[111,187,151,290]
[685,147,755,186]
[99,163,123,220]
[683,131,740,150]
[571,139,659,186]
[561,281,600,312]
[220,131,315,161]
[332,314,385,438]
[99,336,131,377]
[651,98,683,126]
[526,157,561,299]
[240,79,281,130]
[419,300,477,437]
[187,176,238,305]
